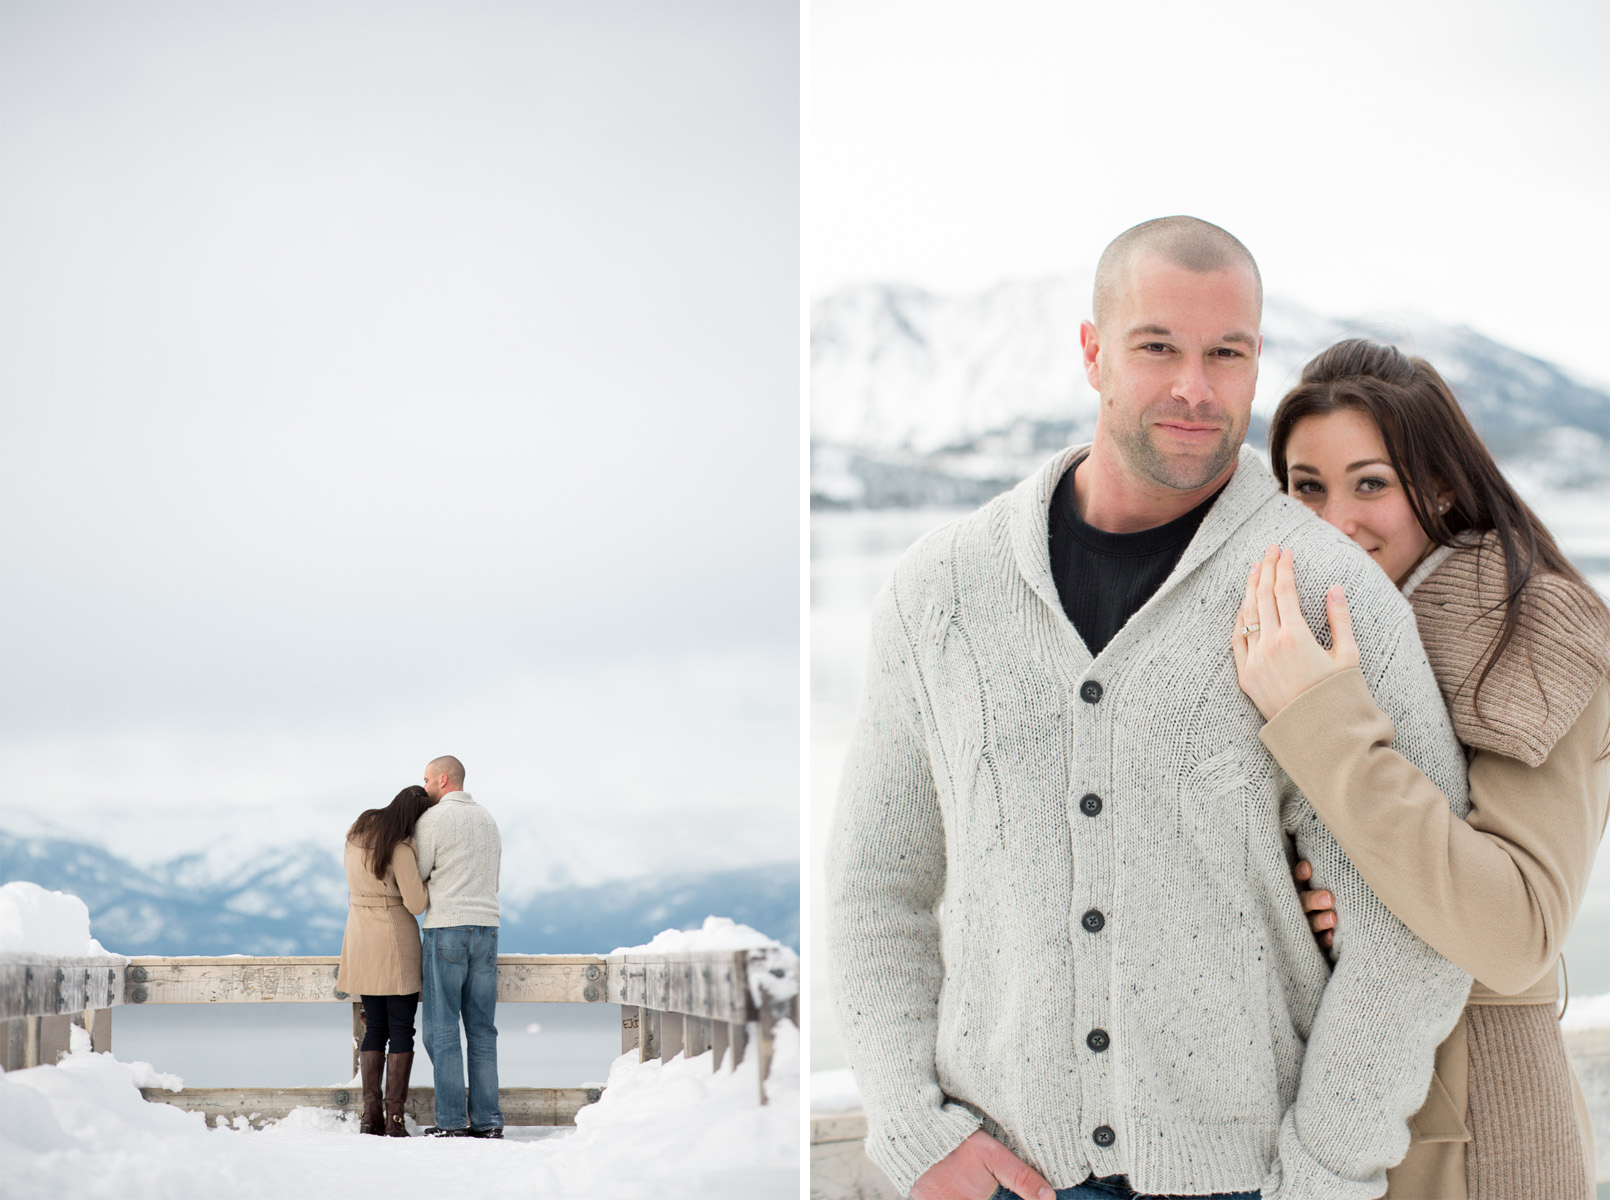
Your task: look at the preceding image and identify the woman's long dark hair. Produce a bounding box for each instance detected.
[1269,338,1609,718]
[347,785,433,881]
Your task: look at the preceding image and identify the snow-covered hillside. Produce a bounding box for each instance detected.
[0,827,800,955]
[811,277,1610,507]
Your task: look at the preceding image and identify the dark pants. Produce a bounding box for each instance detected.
[360,992,420,1054]
[994,1179,1259,1199]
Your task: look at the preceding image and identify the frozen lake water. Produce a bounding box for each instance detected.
[112,1000,620,1088]
[810,485,1610,1072]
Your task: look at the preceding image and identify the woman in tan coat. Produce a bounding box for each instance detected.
[337,784,431,1137]
[1231,338,1610,1199]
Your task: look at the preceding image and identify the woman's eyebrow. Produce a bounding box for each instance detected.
[1289,458,1392,474]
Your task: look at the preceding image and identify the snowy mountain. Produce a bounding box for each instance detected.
[0,828,799,955]
[811,277,1610,508]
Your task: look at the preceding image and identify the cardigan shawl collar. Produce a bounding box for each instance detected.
[1009,443,1277,673]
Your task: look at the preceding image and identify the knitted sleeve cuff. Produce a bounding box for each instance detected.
[1261,1108,1392,1200]
[862,1100,983,1197]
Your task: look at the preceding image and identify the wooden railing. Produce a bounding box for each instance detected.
[0,941,799,1128]
[0,952,122,1069]
[613,944,800,1104]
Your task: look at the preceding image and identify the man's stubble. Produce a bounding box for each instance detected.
[1107,398,1246,493]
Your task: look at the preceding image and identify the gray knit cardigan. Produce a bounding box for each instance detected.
[414,791,502,929]
[826,446,1473,1200]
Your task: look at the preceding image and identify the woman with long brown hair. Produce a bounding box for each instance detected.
[337,784,432,1137]
[1230,337,1609,1198]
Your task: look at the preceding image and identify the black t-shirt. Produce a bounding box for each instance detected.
[1048,459,1225,657]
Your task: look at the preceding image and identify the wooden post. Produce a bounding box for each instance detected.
[640,1008,661,1063]
[684,1015,712,1061]
[89,1007,111,1054]
[2,1017,28,1070]
[36,1014,72,1067]
[729,1019,747,1071]
[757,1008,776,1105]
[20,1015,41,1067]
[620,1005,640,1055]
[711,1018,730,1072]
[660,1012,685,1063]
[351,1003,364,1079]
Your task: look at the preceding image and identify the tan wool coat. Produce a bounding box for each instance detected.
[336,838,429,996]
[1260,536,1610,1200]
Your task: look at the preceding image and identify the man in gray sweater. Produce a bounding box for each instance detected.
[415,754,504,1137]
[826,218,1471,1200]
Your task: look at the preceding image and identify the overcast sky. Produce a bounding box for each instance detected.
[1,1,799,876]
[811,0,1610,388]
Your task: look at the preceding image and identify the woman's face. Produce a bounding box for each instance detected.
[1284,408,1435,586]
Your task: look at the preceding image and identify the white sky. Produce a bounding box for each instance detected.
[0,1,800,875]
[810,0,1610,388]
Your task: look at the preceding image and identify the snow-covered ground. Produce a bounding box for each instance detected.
[4,1025,799,1200]
[1,888,800,1197]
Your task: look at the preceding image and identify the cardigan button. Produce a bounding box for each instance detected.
[1079,793,1102,817]
[1081,909,1105,933]
[1087,1028,1110,1052]
[1080,680,1103,704]
[1092,1125,1115,1147]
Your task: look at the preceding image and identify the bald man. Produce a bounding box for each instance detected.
[415,755,504,1137]
[826,217,1471,1200]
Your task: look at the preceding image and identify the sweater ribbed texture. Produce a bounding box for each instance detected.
[414,792,501,928]
[827,446,1473,1200]
[1408,532,1610,767]
[1464,1004,1590,1199]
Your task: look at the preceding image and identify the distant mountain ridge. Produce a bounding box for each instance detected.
[0,828,799,955]
[811,277,1610,508]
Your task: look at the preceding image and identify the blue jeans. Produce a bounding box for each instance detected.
[421,925,502,1131]
[992,1179,1259,1199]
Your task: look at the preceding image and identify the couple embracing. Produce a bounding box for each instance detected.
[335,755,505,1139]
[827,217,1609,1199]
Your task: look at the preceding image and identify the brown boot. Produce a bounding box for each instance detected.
[359,1050,385,1135]
[384,1051,414,1137]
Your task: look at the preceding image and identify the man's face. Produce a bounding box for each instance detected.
[422,767,442,802]
[1082,253,1261,491]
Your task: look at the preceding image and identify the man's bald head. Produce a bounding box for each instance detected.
[1092,216,1261,330]
[423,755,465,800]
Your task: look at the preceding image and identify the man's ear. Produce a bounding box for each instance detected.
[1080,321,1101,392]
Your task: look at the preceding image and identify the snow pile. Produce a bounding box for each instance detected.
[809,1067,863,1113]
[1,1021,798,1198]
[0,881,120,958]
[611,917,800,1012]
[761,1019,800,1107]
[552,1020,798,1196]
[747,940,800,1011]
[612,915,778,954]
